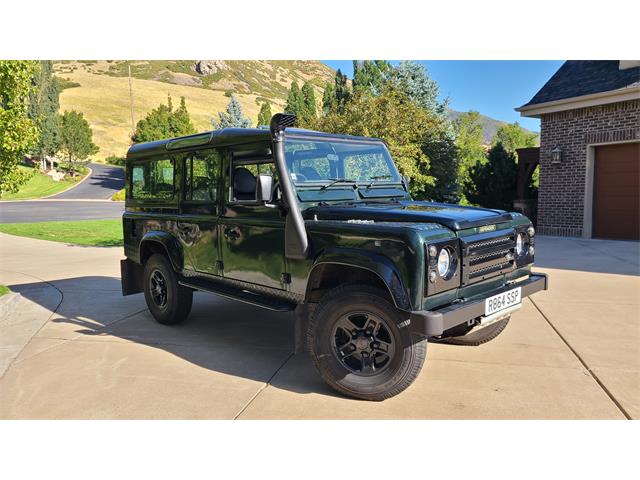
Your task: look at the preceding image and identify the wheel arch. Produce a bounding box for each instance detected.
[139,231,183,271]
[305,248,411,310]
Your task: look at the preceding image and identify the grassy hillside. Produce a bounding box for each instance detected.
[53,61,333,160]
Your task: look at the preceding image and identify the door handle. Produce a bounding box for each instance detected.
[224,227,240,240]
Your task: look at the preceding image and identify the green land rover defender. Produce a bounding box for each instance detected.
[120,113,548,401]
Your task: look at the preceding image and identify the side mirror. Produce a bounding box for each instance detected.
[256,174,274,203]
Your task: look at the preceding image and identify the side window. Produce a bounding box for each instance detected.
[185,150,221,202]
[131,159,174,200]
[231,160,276,202]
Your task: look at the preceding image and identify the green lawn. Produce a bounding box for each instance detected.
[0,219,122,247]
[0,285,10,297]
[0,165,84,201]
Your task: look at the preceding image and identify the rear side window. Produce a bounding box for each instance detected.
[185,150,221,202]
[131,159,175,200]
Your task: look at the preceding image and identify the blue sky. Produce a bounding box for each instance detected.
[322,61,564,132]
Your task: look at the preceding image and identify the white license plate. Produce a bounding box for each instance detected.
[484,287,522,316]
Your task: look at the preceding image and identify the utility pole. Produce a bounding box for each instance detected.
[128,63,135,138]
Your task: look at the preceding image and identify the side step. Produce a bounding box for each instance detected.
[178,276,296,312]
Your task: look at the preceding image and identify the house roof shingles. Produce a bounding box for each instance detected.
[523,60,640,107]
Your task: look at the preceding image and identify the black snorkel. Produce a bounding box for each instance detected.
[270,113,309,260]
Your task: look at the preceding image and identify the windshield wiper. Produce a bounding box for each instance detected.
[320,178,358,190]
[365,174,393,188]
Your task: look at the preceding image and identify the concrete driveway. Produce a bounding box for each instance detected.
[0,233,637,419]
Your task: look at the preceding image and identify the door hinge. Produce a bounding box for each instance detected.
[281,273,291,284]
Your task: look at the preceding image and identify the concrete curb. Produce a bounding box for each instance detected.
[0,292,21,319]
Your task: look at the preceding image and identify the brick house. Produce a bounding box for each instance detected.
[517,60,640,240]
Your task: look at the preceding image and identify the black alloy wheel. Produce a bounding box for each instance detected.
[332,311,396,376]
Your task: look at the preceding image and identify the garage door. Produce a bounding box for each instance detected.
[593,142,640,240]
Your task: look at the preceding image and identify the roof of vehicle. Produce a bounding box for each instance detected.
[126,127,384,160]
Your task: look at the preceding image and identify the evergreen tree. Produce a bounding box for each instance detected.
[334,69,351,113]
[322,81,336,114]
[285,81,303,116]
[170,96,195,135]
[300,81,317,127]
[28,60,60,169]
[391,61,446,117]
[0,60,40,196]
[352,60,391,95]
[421,129,459,202]
[256,101,272,127]
[464,142,517,210]
[213,94,252,128]
[58,110,99,176]
[133,94,196,142]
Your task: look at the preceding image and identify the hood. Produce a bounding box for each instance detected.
[304,200,513,231]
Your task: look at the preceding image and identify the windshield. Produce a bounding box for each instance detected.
[284,138,401,187]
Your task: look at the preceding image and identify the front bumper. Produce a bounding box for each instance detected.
[409,273,548,336]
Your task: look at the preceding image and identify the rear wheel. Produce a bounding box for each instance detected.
[433,316,510,346]
[143,253,193,325]
[308,285,427,401]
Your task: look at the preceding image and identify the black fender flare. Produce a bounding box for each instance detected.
[139,231,183,271]
[306,247,411,311]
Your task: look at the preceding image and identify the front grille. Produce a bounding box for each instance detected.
[462,230,516,284]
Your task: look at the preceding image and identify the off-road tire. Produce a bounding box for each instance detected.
[143,253,193,325]
[433,316,510,346]
[307,284,427,401]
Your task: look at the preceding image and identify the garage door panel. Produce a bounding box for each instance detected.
[592,143,639,241]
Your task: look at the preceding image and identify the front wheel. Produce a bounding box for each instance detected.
[143,253,193,325]
[308,285,427,401]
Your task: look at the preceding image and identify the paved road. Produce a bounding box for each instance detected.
[0,162,125,223]
[0,234,637,419]
[0,200,124,223]
[50,162,125,199]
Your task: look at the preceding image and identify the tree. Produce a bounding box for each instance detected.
[321,81,336,114]
[285,81,303,116]
[454,111,487,203]
[28,61,61,170]
[213,94,252,129]
[463,142,517,211]
[493,122,538,154]
[300,81,317,127]
[391,61,447,117]
[0,61,40,196]
[58,110,99,176]
[352,60,392,95]
[170,96,196,136]
[133,94,196,142]
[334,69,351,113]
[256,101,272,127]
[316,86,440,198]
[421,129,459,202]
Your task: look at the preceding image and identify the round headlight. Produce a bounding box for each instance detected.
[516,233,526,255]
[437,248,451,277]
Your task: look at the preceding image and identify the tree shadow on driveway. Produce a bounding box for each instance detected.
[8,275,340,399]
